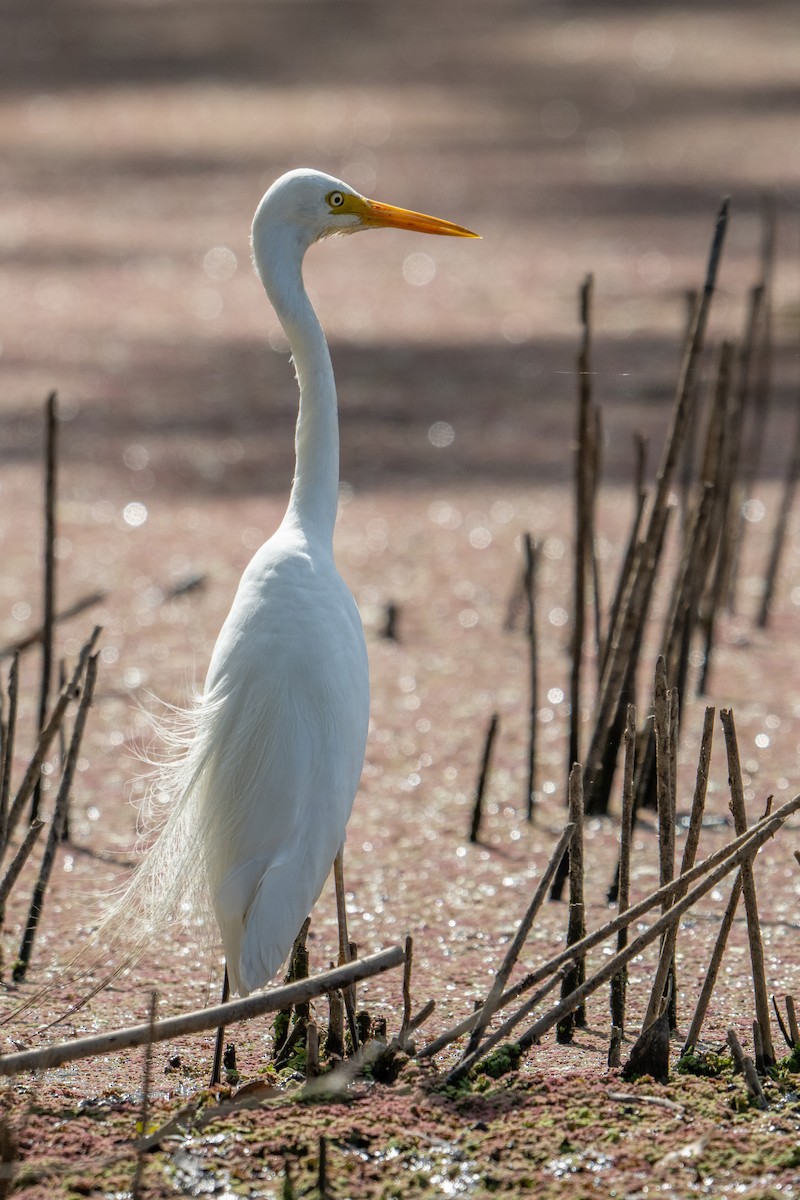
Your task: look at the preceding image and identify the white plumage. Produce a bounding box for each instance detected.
[117,169,477,995]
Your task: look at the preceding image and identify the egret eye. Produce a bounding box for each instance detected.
[327,190,346,210]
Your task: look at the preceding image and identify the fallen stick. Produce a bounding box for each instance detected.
[0,946,405,1077]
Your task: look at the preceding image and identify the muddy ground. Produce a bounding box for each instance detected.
[1,1,800,1196]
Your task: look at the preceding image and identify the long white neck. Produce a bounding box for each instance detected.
[255,226,339,549]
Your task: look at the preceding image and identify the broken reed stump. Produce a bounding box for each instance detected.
[727,1028,768,1109]
[469,712,499,843]
[720,708,775,1065]
[722,283,767,615]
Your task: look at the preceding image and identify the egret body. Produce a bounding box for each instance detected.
[125,169,478,996]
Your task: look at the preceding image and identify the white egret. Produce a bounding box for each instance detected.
[118,169,479,998]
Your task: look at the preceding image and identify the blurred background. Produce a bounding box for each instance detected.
[1,0,798,503]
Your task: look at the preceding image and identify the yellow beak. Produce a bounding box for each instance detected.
[354,195,480,239]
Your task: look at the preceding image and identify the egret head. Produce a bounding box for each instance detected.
[252,168,478,271]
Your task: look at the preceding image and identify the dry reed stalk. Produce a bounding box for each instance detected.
[742,195,776,494]
[590,406,604,656]
[771,995,793,1049]
[399,934,413,1044]
[0,946,406,1077]
[570,276,595,780]
[14,653,99,982]
[757,393,800,628]
[0,821,45,914]
[643,705,714,1031]
[317,1135,329,1199]
[0,656,19,851]
[681,871,743,1054]
[523,533,539,818]
[557,765,586,1042]
[678,289,700,514]
[753,1018,766,1075]
[327,988,345,1059]
[723,283,767,613]
[32,393,58,825]
[305,1021,320,1079]
[610,704,635,1033]
[785,997,800,1046]
[720,709,775,1065]
[469,713,498,843]
[583,199,729,814]
[131,991,158,1200]
[632,482,711,817]
[697,343,735,694]
[599,485,647,682]
[210,967,231,1088]
[459,821,574,1061]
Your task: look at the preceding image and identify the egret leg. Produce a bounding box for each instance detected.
[210,964,230,1087]
[334,848,360,1050]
